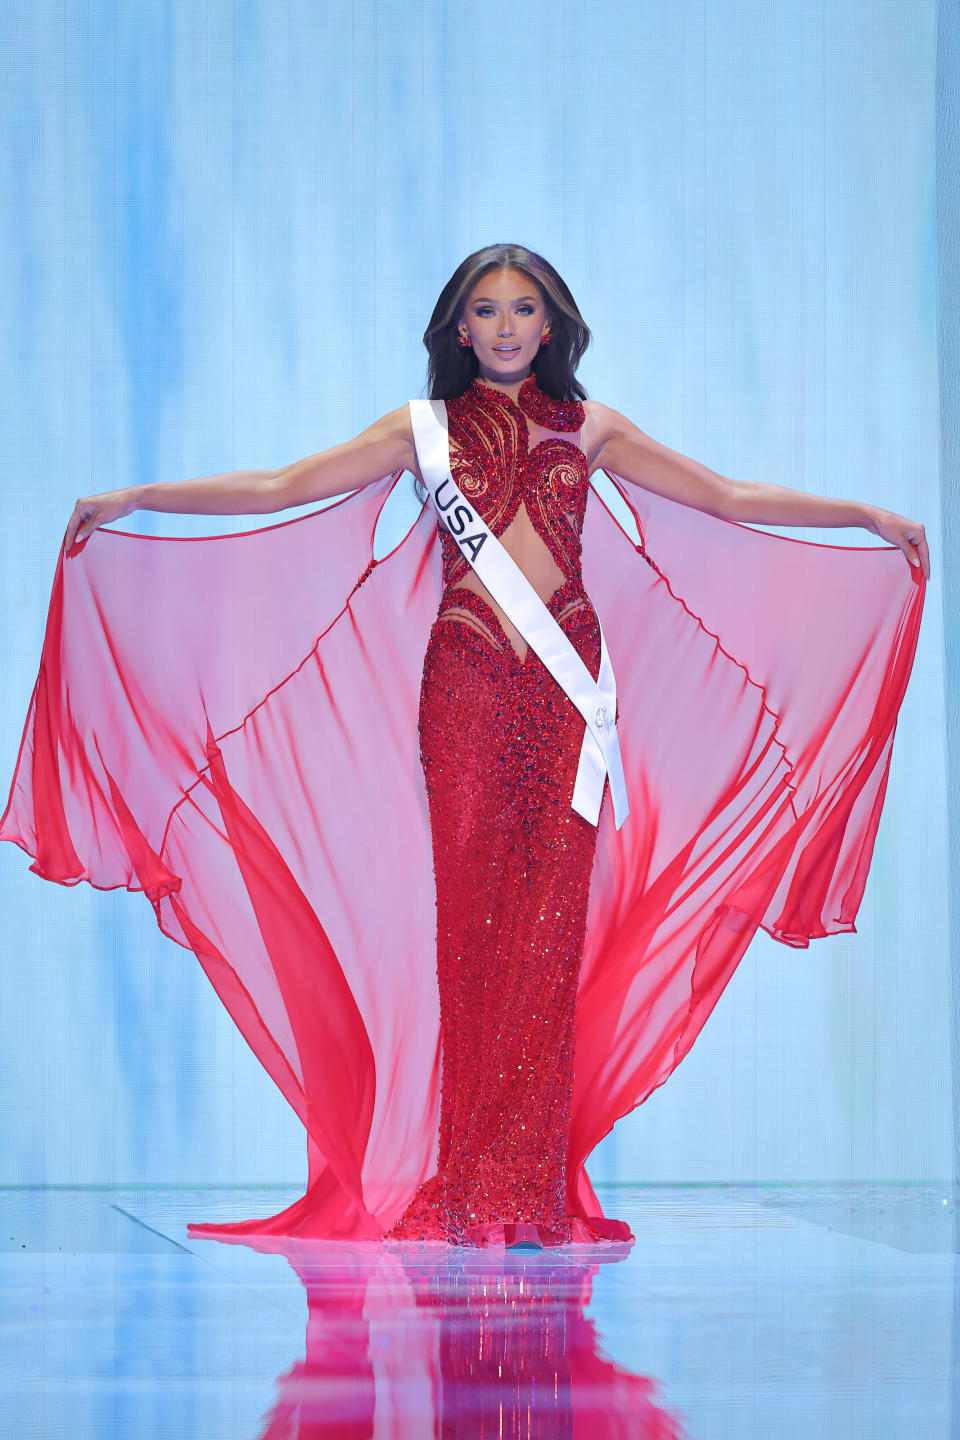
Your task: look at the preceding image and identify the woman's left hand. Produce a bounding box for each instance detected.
[867,507,930,579]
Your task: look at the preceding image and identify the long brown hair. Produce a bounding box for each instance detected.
[423,244,591,402]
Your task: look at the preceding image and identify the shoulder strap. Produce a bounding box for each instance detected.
[409,397,629,830]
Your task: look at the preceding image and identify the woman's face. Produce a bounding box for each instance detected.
[457,268,551,382]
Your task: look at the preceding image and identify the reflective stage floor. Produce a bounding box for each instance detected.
[0,1183,954,1438]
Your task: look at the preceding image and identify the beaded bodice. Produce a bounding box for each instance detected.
[439,375,588,588]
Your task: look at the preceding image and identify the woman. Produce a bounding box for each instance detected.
[5,244,928,1248]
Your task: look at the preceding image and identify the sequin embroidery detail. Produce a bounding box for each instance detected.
[437,376,590,590]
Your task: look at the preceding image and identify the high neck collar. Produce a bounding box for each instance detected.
[468,373,585,432]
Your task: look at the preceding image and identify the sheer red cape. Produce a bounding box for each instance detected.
[0,471,925,1240]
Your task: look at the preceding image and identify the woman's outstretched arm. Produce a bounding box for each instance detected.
[586,401,930,578]
[63,405,418,551]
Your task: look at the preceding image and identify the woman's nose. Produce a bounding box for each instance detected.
[497,316,515,336]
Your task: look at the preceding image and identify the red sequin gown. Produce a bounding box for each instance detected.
[388,377,629,1245]
[0,371,926,1250]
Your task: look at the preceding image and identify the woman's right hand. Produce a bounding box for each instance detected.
[63,488,137,553]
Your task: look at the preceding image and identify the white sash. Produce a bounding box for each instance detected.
[409,397,629,830]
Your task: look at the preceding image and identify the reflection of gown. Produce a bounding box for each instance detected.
[0,373,925,1245]
[251,1240,687,1439]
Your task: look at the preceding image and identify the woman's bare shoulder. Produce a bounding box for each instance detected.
[372,402,427,482]
[581,399,633,475]
[368,402,415,441]
[582,398,631,438]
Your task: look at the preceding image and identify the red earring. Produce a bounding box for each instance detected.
[457,332,473,348]
[540,332,551,347]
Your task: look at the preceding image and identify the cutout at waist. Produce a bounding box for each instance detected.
[436,575,596,667]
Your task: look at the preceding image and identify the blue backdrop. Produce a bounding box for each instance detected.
[0,0,948,1187]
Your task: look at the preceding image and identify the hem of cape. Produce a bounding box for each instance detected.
[185,1217,636,1251]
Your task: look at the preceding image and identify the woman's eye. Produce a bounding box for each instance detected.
[474,305,534,317]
